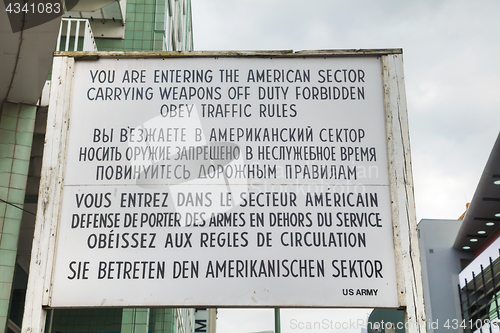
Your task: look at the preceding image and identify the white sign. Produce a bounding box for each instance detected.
[49,55,399,308]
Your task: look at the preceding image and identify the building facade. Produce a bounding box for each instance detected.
[417,133,500,333]
[418,219,473,332]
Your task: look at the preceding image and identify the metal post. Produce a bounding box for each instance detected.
[472,272,480,332]
[64,19,71,51]
[274,308,281,333]
[479,265,492,333]
[74,20,80,51]
[465,278,471,333]
[490,257,500,321]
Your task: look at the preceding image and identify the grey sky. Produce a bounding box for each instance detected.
[191,0,500,331]
[192,0,500,220]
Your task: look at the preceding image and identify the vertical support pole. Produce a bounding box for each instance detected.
[64,20,71,51]
[21,56,74,333]
[84,21,91,52]
[472,272,481,333]
[457,284,464,321]
[74,20,80,51]
[490,257,500,320]
[383,53,427,333]
[274,308,281,333]
[479,266,492,333]
[55,20,63,52]
[465,278,471,325]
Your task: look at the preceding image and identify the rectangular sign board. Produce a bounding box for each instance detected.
[45,52,406,308]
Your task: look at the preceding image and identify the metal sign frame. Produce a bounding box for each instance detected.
[21,49,426,333]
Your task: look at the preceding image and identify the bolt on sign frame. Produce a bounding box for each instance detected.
[21,49,426,333]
